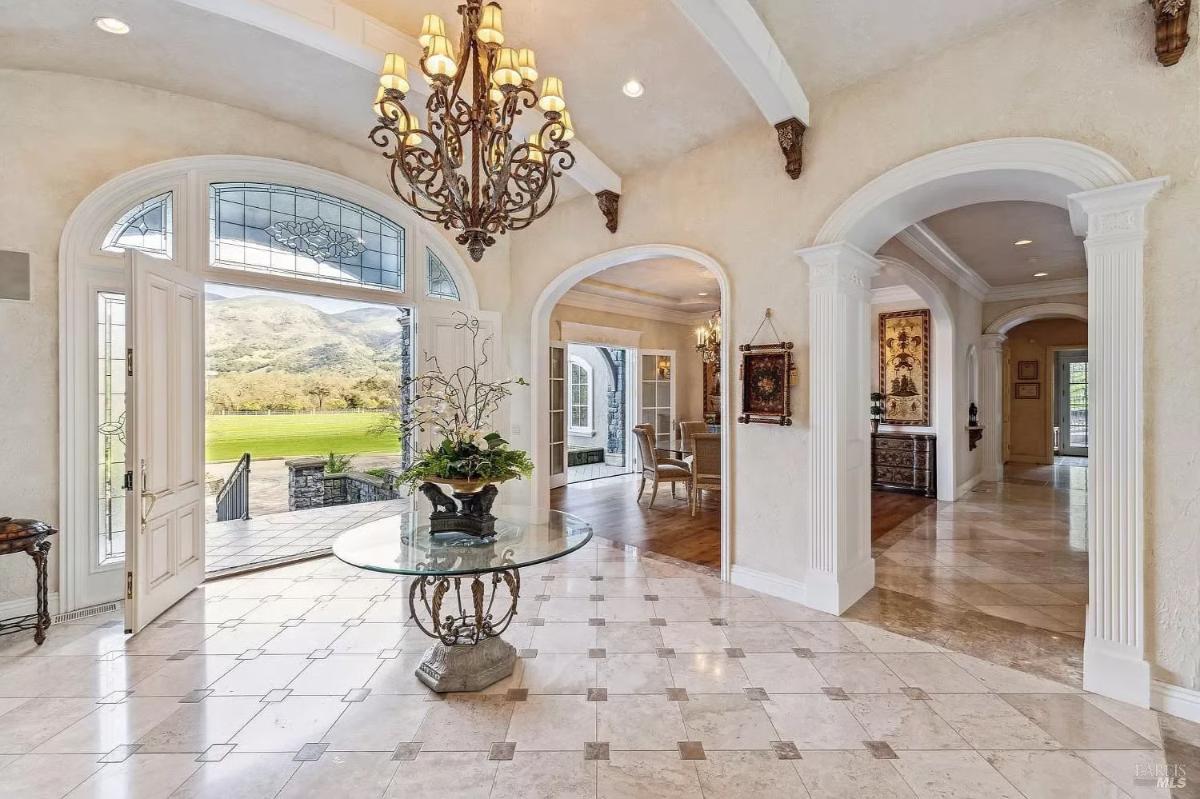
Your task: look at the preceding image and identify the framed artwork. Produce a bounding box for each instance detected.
[703,359,721,424]
[737,342,794,425]
[1014,382,1041,400]
[878,309,931,427]
[1017,360,1039,381]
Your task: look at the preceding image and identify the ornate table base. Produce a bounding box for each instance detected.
[0,518,56,646]
[416,636,517,692]
[408,567,521,693]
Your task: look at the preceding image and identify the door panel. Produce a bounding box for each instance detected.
[549,342,567,489]
[125,251,206,634]
[638,350,676,457]
[1056,350,1088,457]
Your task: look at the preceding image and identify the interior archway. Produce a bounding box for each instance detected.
[529,244,733,580]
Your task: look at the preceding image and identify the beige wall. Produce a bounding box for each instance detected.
[549,304,706,424]
[1003,319,1088,463]
[506,0,1199,690]
[0,70,512,605]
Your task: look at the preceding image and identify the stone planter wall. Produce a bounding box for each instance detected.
[287,458,403,511]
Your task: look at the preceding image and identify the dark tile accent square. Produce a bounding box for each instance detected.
[677,741,706,761]
[262,595,282,602]
[589,594,605,602]
[315,594,336,603]
[179,689,212,703]
[101,619,126,629]
[308,649,333,660]
[294,743,330,762]
[541,575,555,582]
[505,688,529,701]
[588,648,606,659]
[488,742,516,761]
[343,618,364,628]
[371,594,389,603]
[864,741,898,760]
[770,741,803,760]
[587,688,608,702]
[649,618,667,627]
[392,742,422,761]
[793,647,815,658]
[343,688,371,702]
[98,691,131,704]
[724,648,745,659]
[263,689,292,703]
[534,594,551,602]
[100,744,141,763]
[219,619,243,629]
[526,618,545,627]
[709,618,728,626]
[657,648,676,659]
[166,651,190,662]
[822,687,849,701]
[901,687,931,700]
[584,742,610,761]
[588,618,606,627]
[237,649,264,661]
[745,687,770,701]
[643,594,660,602]
[666,688,689,702]
[589,576,604,582]
[156,620,179,629]
[518,649,538,659]
[197,744,235,763]
[379,649,401,659]
[282,619,304,628]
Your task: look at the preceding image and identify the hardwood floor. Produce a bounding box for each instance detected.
[871,490,936,541]
[550,473,721,569]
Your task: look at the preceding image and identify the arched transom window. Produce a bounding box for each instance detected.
[209,182,406,291]
[103,191,173,256]
[426,248,460,301]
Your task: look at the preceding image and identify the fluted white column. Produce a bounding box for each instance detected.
[978,334,1007,482]
[798,242,880,614]
[1068,176,1167,708]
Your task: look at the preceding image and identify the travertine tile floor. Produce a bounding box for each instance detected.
[1,536,1197,798]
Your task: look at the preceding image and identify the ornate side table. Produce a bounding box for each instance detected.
[334,503,592,692]
[0,517,57,645]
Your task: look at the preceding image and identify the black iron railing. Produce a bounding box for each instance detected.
[215,453,251,522]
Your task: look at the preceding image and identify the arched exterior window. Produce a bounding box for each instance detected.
[102,191,172,256]
[569,356,593,434]
[209,182,405,291]
[426,248,460,300]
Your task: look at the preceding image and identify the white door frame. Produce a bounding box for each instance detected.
[799,137,1167,707]
[529,244,733,582]
[561,340,637,481]
[1050,346,1089,459]
[58,155,482,613]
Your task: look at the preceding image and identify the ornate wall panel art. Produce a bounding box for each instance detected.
[879,309,931,427]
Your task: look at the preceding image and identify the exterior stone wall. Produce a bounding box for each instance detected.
[286,457,328,511]
[287,458,403,511]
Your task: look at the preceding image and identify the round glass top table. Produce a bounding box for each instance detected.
[333,502,592,692]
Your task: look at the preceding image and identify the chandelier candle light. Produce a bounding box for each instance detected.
[371,1,576,261]
[696,311,721,364]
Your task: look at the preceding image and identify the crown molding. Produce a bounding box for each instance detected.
[870,284,923,305]
[985,277,1087,302]
[558,289,714,327]
[897,224,990,300]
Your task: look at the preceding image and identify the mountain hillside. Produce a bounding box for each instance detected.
[206,295,404,378]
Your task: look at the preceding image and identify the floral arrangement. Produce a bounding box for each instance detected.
[394,312,532,490]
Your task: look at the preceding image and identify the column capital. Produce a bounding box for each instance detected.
[978,333,1007,350]
[797,242,880,292]
[1068,176,1169,240]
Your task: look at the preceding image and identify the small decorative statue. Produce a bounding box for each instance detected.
[968,402,979,427]
[870,392,886,434]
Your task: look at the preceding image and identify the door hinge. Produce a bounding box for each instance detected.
[126,571,133,600]
[126,347,134,377]
[122,470,134,491]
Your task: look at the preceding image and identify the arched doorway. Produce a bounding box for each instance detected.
[798,137,1167,706]
[529,244,733,580]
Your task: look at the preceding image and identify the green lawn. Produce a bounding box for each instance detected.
[205,412,398,463]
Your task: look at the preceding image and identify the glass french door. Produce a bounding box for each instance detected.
[549,342,567,489]
[1055,349,1088,457]
[638,350,676,458]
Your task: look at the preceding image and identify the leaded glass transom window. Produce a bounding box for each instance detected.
[97,291,127,566]
[103,192,173,256]
[426,248,460,300]
[209,183,405,291]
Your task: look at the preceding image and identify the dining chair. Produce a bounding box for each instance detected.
[690,432,721,516]
[677,420,708,462]
[633,424,691,508]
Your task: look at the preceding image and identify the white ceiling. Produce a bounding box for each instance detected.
[340,0,761,176]
[567,258,721,317]
[922,201,1085,286]
[749,0,1046,99]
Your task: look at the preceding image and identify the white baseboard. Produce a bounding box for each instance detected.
[1151,680,1200,724]
[1006,454,1052,465]
[0,593,60,620]
[1084,636,1151,707]
[956,473,983,498]
[730,564,807,605]
[804,557,875,615]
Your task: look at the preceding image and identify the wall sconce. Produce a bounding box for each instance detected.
[657,357,671,379]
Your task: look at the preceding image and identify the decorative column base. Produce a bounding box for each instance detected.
[416,636,517,692]
[1083,635,1151,708]
[805,557,875,615]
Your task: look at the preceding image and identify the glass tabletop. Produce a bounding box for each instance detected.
[333,503,593,577]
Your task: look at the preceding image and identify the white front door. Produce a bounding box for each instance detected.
[124,251,206,634]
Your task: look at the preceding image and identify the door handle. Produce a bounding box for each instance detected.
[139,459,169,525]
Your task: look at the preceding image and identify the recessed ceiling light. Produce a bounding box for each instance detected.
[1014,239,1033,246]
[697,292,709,296]
[1033,272,1048,278]
[94,16,130,35]
[622,79,644,98]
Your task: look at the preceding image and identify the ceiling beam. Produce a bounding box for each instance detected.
[172,0,621,195]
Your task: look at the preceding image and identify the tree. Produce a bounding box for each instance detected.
[306,380,333,411]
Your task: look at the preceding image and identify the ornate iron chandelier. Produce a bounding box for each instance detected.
[695,311,721,364]
[370,1,576,261]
